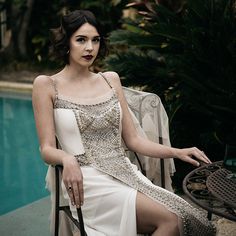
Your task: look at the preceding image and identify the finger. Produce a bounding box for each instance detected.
[72,182,80,207]
[186,155,200,167]
[200,151,211,163]
[67,184,75,205]
[193,148,211,164]
[78,181,84,206]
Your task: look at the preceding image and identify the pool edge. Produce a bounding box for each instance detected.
[0,81,33,94]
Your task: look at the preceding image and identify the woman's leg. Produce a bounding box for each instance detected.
[136,192,180,236]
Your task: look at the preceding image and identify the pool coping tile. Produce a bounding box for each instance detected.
[0,81,33,93]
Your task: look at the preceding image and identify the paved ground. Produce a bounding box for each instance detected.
[0,197,51,236]
[0,195,235,236]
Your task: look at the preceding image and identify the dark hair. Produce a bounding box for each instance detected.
[50,10,107,64]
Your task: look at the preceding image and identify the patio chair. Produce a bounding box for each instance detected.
[53,86,175,236]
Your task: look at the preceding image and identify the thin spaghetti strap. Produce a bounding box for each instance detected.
[99,72,112,88]
[50,77,58,99]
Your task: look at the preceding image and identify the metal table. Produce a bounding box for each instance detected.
[183,161,236,221]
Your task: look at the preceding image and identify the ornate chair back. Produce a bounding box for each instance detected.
[123,86,175,191]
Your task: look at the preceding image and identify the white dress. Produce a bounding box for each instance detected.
[45,74,215,236]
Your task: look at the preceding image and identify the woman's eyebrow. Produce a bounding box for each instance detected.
[75,35,100,38]
[75,35,87,38]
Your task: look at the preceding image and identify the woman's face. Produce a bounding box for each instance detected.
[69,23,100,67]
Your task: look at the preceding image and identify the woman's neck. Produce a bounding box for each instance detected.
[63,64,94,81]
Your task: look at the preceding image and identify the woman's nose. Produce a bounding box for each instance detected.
[85,40,93,51]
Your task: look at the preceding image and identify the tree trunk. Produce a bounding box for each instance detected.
[0,0,34,62]
[18,0,34,57]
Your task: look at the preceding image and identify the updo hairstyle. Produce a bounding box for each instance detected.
[50,10,107,64]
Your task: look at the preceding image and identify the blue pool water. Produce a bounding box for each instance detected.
[0,92,49,215]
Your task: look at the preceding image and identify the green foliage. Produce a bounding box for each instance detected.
[106,0,236,160]
[14,0,129,67]
[27,0,59,67]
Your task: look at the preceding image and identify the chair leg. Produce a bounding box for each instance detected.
[207,211,212,220]
[160,159,165,189]
[55,166,60,236]
[159,137,165,189]
[77,208,86,236]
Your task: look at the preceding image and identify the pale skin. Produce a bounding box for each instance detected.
[32,23,211,236]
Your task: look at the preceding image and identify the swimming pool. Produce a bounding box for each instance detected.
[0,92,49,215]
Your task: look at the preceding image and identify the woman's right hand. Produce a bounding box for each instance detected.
[175,147,211,166]
[62,156,84,208]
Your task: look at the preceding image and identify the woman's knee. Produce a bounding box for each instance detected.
[136,192,179,233]
[160,213,180,236]
[164,210,178,224]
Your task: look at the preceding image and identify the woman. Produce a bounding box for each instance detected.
[32,10,215,236]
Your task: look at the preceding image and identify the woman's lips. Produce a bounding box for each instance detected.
[82,55,93,60]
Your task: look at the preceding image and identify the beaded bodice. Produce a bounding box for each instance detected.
[54,89,125,166]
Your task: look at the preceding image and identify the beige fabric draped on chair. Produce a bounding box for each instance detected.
[123,86,175,192]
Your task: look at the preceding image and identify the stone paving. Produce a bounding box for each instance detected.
[180,194,236,236]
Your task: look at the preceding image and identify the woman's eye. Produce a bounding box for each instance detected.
[93,38,100,43]
[76,38,85,43]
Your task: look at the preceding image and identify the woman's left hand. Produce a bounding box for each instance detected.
[175,147,211,167]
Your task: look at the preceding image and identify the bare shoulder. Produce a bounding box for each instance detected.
[32,75,54,99]
[102,71,127,102]
[33,75,52,89]
[103,71,122,88]
[103,71,119,79]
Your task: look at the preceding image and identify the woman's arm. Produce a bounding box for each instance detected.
[32,75,67,165]
[32,75,83,207]
[104,71,211,167]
